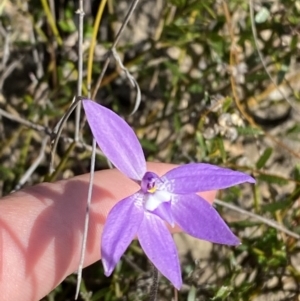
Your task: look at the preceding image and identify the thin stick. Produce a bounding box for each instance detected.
[111,49,141,115]
[249,0,300,114]
[76,1,142,297]
[47,142,76,182]
[1,24,10,68]
[148,264,159,301]
[62,137,104,156]
[75,138,97,299]
[73,0,100,286]
[92,0,141,99]
[222,0,300,161]
[0,59,22,91]
[214,199,300,240]
[30,27,43,79]
[75,0,85,142]
[13,137,48,191]
[0,106,104,156]
[0,107,51,135]
[49,98,81,173]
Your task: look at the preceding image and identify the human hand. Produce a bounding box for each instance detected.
[0,162,215,301]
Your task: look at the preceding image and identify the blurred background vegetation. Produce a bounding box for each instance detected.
[1,0,300,300]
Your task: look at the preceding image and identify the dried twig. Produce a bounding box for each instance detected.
[75,0,85,142]
[0,106,104,156]
[92,0,141,99]
[0,107,51,135]
[49,98,80,173]
[249,0,300,114]
[148,264,159,301]
[214,199,300,240]
[0,60,22,92]
[75,139,97,300]
[13,137,48,191]
[1,24,11,69]
[112,49,141,115]
[76,0,142,298]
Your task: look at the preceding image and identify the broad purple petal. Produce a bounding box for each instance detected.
[138,213,182,289]
[83,100,146,180]
[102,192,144,276]
[162,163,255,193]
[172,194,239,245]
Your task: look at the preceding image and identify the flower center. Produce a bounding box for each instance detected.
[147,185,156,193]
[141,171,159,194]
[141,171,171,211]
[141,171,174,226]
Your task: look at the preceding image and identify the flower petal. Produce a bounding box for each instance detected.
[144,190,171,211]
[138,213,182,289]
[102,192,144,276]
[162,163,255,193]
[151,202,175,227]
[172,194,239,245]
[83,100,146,180]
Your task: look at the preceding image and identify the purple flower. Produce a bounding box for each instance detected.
[82,99,255,289]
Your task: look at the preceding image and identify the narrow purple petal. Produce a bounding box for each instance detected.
[82,100,146,180]
[102,192,144,276]
[151,202,174,227]
[138,213,182,289]
[172,194,239,245]
[162,163,255,193]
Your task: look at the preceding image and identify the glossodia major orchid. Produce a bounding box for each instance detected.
[82,99,255,289]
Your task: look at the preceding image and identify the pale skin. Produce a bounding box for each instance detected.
[0,163,215,301]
